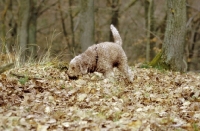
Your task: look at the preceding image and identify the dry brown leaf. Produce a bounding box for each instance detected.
[0,66,200,130]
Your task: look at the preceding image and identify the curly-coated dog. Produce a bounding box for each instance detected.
[67,24,133,82]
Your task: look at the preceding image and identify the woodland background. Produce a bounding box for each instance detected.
[0,0,200,71]
[0,1,200,130]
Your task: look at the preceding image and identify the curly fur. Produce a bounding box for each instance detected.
[67,24,133,82]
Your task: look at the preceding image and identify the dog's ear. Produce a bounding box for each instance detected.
[79,63,88,74]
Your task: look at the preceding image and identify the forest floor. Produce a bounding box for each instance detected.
[0,64,200,131]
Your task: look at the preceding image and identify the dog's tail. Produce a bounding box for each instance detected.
[110,24,122,46]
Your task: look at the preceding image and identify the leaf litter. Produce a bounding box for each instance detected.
[0,64,200,131]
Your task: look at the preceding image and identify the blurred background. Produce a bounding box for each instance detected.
[0,0,200,71]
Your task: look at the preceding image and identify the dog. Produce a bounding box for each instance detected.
[67,24,133,82]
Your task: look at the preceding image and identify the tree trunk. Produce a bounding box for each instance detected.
[19,0,30,62]
[162,0,187,72]
[28,0,37,59]
[109,0,119,42]
[144,0,155,62]
[0,0,11,53]
[80,0,95,52]
[8,1,17,52]
[58,0,70,52]
[69,0,76,52]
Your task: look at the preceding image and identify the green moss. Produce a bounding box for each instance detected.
[148,50,170,71]
[18,76,29,85]
[139,63,151,69]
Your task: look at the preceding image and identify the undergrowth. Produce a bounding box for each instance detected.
[0,30,62,69]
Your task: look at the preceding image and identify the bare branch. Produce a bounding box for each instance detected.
[36,0,46,14]
[0,63,14,74]
[186,3,200,12]
[122,0,138,13]
[38,1,58,17]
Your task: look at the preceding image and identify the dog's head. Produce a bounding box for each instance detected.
[67,55,88,79]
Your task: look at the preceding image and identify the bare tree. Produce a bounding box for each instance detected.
[58,0,70,51]
[0,0,11,53]
[162,0,187,72]
[28,0,37,59]
[186,2,200,71]
[107,0,120,42]
[80,0,95,52]
[144,0,155,62]
[18,0,30,62]
[19,0,58,60]
[150,0,187,72]
[68,0,76,52]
